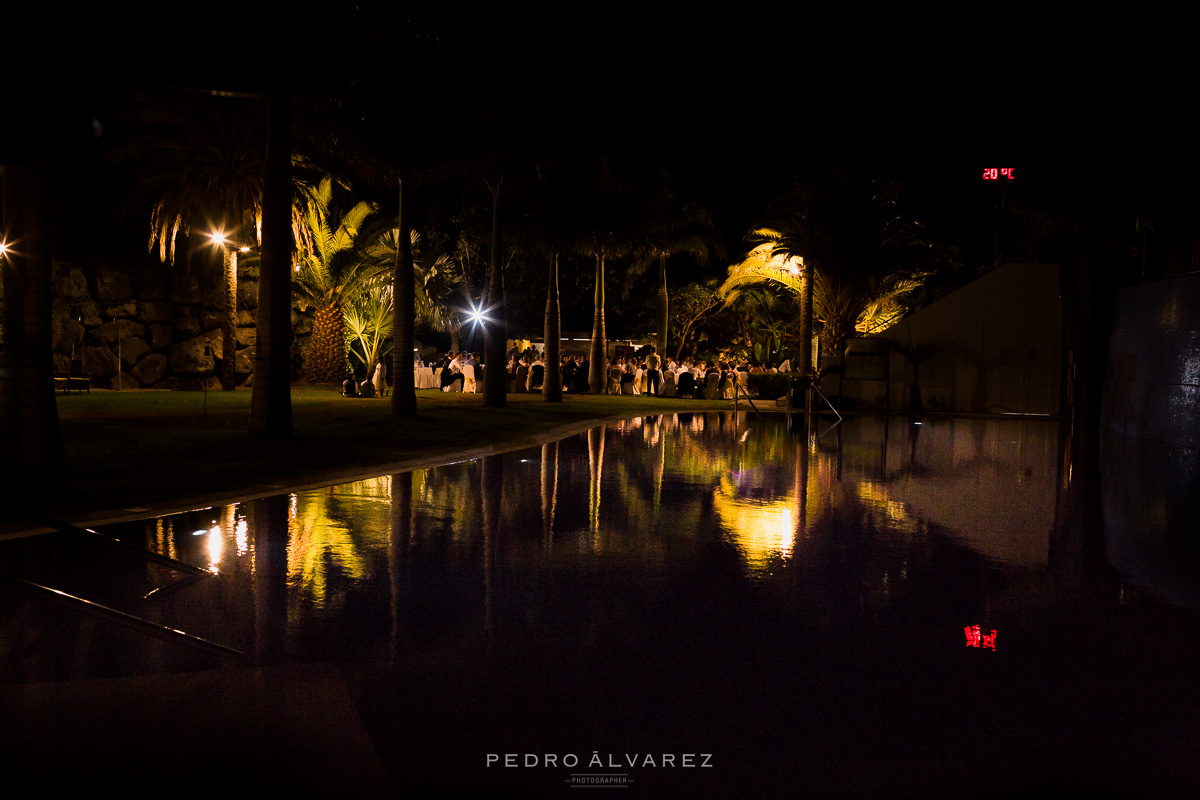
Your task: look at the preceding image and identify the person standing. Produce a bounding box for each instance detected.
[372,359,387,396]
[645,345,662,397]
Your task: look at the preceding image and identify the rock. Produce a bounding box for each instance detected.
[169,337,216,374]
[148,323,174,350]
[174,316,203,338]
[169,273,202,304]
[79,301,104,327]
[137,267,168,300]
[139,300,175,324]
[80,345,120,380]
[92,319,145,344]
[104,302,138,318]
[109,372,140,390]
[53,314,86,355]
[118,337,152,365]
[235,327,256,347]
[203,329,224,360]
[235,347,253,374]
[55,267,92,302]
[200,308,225,331]
[236,309,255,326]
[237,279,259,307]
[293,313,313,336]
[131,353,168,384]
[53,353,70,373]
[96,265,134,303]
[240,373,254,388]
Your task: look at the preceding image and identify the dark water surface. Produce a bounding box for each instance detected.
[3,412,1199,797]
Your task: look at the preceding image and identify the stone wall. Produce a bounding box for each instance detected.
[51,260,313,390]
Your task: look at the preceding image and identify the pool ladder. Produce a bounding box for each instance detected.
[0,512,244,659]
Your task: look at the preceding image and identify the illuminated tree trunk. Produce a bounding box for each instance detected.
[392,175,417,416]
[249,94,293,438]
[656,256,668,356]
[543,254,562,402]
[483,176,507,407]
[799,211,814,380]
[588,255,607,394]
[220,247,238,390]
[0,160,64,477]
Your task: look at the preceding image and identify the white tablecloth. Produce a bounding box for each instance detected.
[415,367,438,389]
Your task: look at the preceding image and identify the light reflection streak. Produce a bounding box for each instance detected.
[207,524,222,572]
[236,518,249,557]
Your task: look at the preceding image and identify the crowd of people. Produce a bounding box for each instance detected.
[343,345,794,398]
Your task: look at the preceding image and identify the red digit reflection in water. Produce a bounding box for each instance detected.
[964,624,997,650]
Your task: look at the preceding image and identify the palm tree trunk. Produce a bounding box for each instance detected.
[0,160,64,479]
[588,255,607,394]
[305,304,347,382]
[800,211,814,380]
[220,247,238,390]
[249,94,293,438]
[483,175,507,407]
[543,254,562,402]
[656,256,668,356]
[392,175,416,416]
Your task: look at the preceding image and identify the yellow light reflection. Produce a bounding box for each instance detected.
[207,523,222,573]
[235,518,249,556]
[713,480,796,570]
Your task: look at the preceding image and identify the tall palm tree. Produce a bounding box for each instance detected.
[627,201,727,357]
[1,161,64,476]
[121,94,269,391]
[482,174,507,407]
[543,254,562,402]
[362,228,462,331]
[356,225,463,370]
[292,178,378,382]
[250,95,295,438]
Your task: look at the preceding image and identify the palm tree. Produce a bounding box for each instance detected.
[543,254,562,402]
[292,177,378,383]
[1,161,65,476]
[121,93,270,391]
[343,287,394,375]
[627,201,727,357]
[356,226,463,358]
[482,174,507,407]
[720,166,954,362]
[250,95,295,438]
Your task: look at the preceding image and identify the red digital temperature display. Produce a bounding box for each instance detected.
[982,168,1014,180]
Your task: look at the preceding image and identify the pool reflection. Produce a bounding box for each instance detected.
[9,412,1200,796]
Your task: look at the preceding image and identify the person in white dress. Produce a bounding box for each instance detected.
[372,360,387,396]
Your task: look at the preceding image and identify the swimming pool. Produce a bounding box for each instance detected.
[3,412,1198,796]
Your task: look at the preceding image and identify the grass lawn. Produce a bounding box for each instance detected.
[4,385,769,529]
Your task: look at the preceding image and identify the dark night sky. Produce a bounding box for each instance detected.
[5,9,1194,274]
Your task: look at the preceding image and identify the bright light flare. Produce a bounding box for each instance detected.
[466,301,490,326]
[0,240,8,256]
[209,231,228,247]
